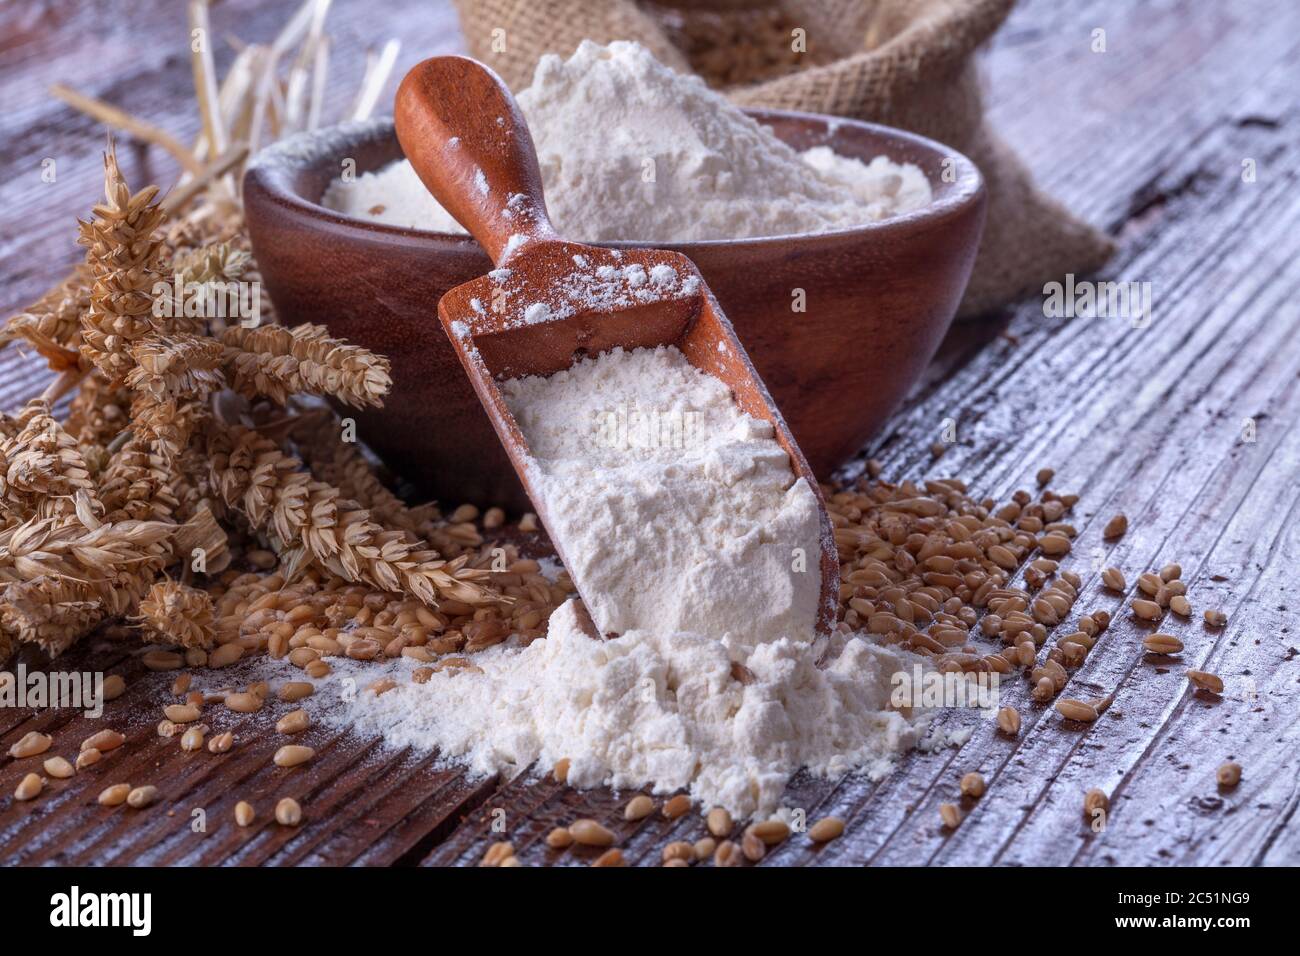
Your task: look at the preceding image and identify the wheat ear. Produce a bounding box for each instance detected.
[206,424,499,607]
[222,323,391,408]
[0,576,105,658]
[78,148,168,384]
[0,399,103,524]
[133,579,215,649]
[0,266,91,369]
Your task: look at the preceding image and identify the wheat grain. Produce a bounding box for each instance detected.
[1143,634,1183,655]
[624,795,654,821]
[76,748,101,770]
[545,827,574,849]
[749,819,790,845]
[706,806,733,837]
[276,709,311,734]
[1084,788,1109,817]
[960,771,986,798]
[98,783,132,807]
[662,841,694,863]
[997,705,1021,735]
[1187,670,1224,694]
[275,797,302,825]
[44,756,76,779]
[127,785,158,808]
[481,841,515,867]
[663,794,692,819]
[568,819,615,847]
[808,817,845,842]
[8,731,53,759]
[14,773,44,801]
[1055,698,1100,722]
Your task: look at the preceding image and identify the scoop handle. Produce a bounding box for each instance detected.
[395,56,558,267]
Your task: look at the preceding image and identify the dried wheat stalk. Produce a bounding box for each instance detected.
[172,500,231,575]
[98,436,185,524]
[0,4,496,668]
[0,514,171,585]
[0,515,172,609]
[66,370,129,451]
[127,334,226,403]
[289,410,431,532]
[171,241,253,285]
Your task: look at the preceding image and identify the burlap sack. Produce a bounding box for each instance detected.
[451,0,1114,318]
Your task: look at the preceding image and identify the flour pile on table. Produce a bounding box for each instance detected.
[322,40,931,240]
[309,347,924,818]
[324,603,920,819]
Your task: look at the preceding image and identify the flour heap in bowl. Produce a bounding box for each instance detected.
[317,345,926,819]
[322,40,931,240]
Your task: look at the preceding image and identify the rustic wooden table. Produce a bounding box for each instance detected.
[1,0,1297,866]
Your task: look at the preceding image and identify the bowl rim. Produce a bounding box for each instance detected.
[244,107,984,251]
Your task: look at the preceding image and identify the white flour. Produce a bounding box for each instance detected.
[313,605,921,819]
[305,347,924,818]
[502,346,823,643]
[322,40,931,241]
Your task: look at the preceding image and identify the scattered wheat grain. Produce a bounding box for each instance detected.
[1187,670,1224,694]
[1055,698,1100,722]
[275,797,302,825]
[274,744,314,767]
[568,818,615,847]
[9,731,52,759]
[624,795,654,821]
[98,783,131,806]
[126,785,158,808]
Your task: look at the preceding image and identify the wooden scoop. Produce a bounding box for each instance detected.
[394,56,838,635]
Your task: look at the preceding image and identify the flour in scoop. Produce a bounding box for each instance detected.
[501,345,823,643]
[322,40,931,240]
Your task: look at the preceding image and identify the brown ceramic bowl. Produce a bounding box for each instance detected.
[243,110,985,510]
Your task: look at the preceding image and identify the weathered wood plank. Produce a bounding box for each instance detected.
[3,0,1298,866]
[0,643,501,867]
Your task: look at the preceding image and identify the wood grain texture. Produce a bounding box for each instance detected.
[3,0,1299,866]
